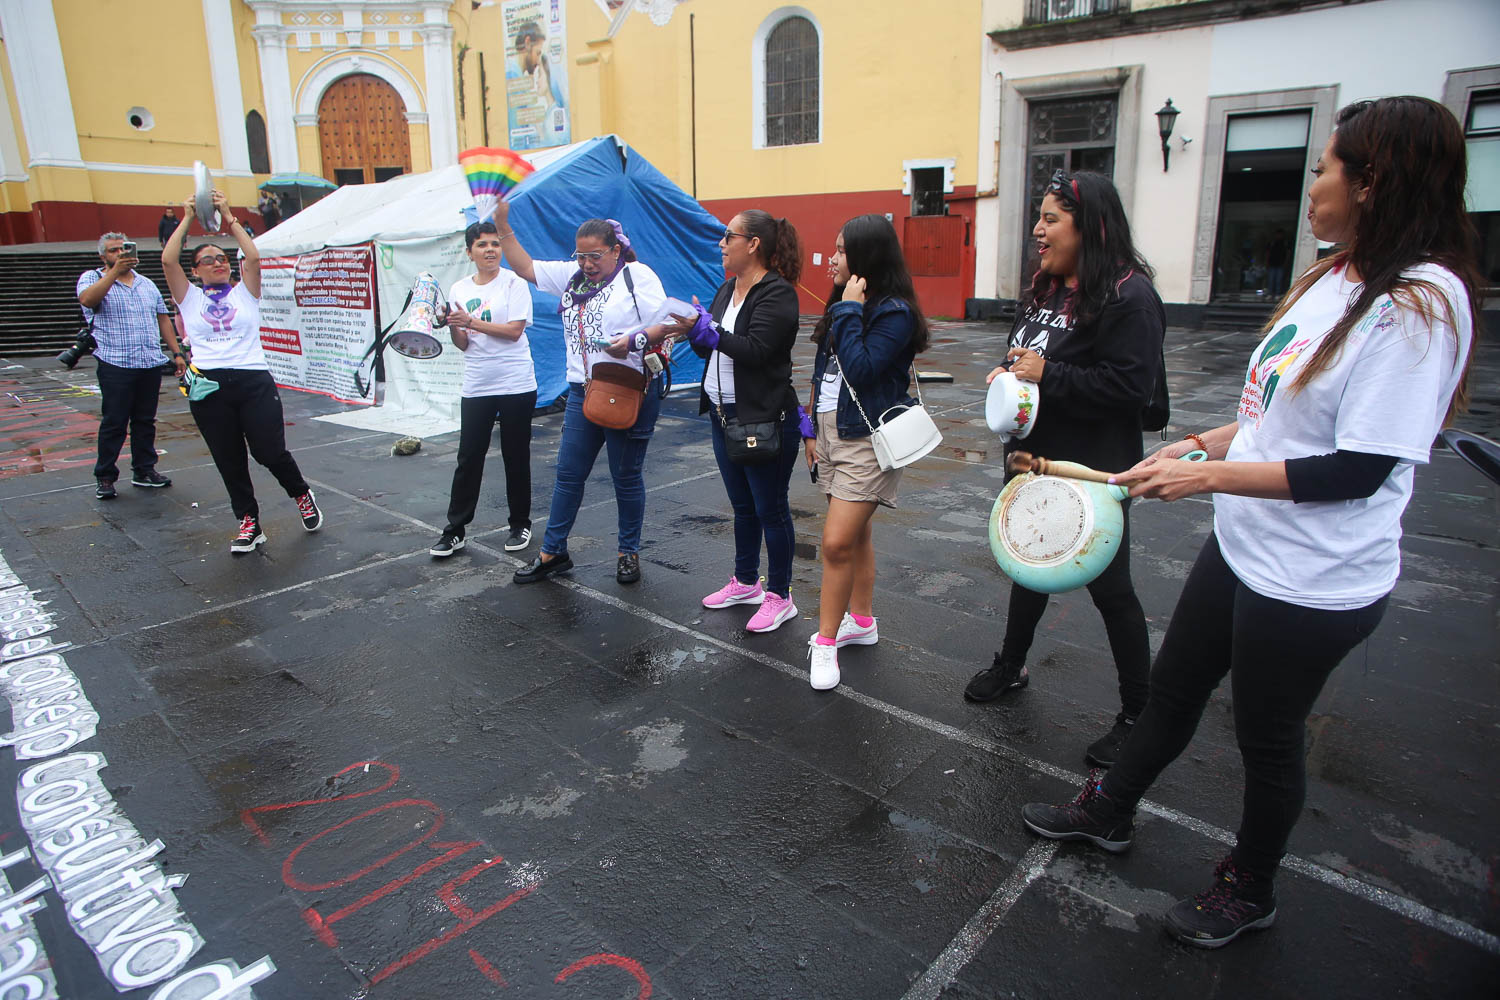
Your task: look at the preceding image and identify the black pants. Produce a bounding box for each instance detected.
[1102,534,1386,882]
[999,504,1151,717]
[445,391,537,536]
[188,369,308,519]
[94,360,163,480]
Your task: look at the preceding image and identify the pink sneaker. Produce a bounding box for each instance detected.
[702,575,764,609]
[745,592,797,633]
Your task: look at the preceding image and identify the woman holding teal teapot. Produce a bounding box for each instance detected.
[1021,97,1479,949]
[963,170,1166,771]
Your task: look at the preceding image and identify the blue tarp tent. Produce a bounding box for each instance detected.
[498,136,718,401]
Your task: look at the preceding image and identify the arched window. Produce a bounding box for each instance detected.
[754,10,820,148]
[245,110,270,174]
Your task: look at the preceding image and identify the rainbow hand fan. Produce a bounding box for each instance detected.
[458,147,535,221]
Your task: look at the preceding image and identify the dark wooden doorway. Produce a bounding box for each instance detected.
[317,74,412,185]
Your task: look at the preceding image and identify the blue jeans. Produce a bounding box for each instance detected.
[708,405,801,597]
[541,380,660,557]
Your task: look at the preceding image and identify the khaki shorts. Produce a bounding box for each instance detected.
[814,409,902,508]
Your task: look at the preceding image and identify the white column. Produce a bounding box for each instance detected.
[252,25,300,173]
[0,0,83,167]
[202,0,252,175]
[419,7,457,169]
[0,56,28,182]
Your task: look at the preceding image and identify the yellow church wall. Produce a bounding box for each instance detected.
[55,0,226,171]
[560,2,983,201]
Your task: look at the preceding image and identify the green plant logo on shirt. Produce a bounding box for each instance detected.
[1255,323,1299,413]
[464,297,491,322]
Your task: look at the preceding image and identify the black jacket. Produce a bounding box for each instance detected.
[1005,270,1165,474]
[694,272,801,424]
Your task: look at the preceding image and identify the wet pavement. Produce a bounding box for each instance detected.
[0,321,1496,999]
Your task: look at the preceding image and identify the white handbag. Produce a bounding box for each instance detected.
[834,355,943,471]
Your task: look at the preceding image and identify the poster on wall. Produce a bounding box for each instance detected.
[503,0,570,150]
[257,246,377,405]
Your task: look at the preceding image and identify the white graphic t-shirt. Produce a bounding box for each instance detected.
[703,295,745,406]
[532,260,666,384]
[177,282,266,370]
[448,271,537,398]
[1215,263,1471,610]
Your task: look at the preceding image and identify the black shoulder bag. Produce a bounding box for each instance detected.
[713,289,783,465]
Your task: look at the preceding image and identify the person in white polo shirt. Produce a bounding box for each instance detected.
[429,220,538,557]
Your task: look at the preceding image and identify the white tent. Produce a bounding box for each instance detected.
[254,141,582,257]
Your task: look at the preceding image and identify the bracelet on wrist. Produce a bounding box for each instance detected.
[1184,432,1208,454]
[496,230,515,240]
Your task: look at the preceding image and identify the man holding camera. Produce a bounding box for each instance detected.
[77,233,185,499]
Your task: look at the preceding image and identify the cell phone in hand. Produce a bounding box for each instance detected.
[120,241,137,258]
[809,463,818,484]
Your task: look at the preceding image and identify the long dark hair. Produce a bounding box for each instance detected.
[1024,171,1155,329]
[1268,97,1479,419]
[575,218,637,263]
[812,214,930,353]
[737,209,802,283]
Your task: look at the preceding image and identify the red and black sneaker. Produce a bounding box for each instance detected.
[230,515,265,554]
[1020,768,1135,853]
[295,490,322,532]
[1164,856,1277,949]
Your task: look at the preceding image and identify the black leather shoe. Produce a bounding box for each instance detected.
[616,553,640,585]
[514,552,572,585]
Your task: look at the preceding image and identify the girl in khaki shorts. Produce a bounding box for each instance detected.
[803,215,930,691]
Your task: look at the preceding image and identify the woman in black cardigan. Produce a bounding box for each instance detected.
[674,210,807,632]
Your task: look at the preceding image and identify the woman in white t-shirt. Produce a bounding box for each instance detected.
[1022,97,1480,949]
[162,190,322,555]
[428,220,538,558]
[489,200,673,586]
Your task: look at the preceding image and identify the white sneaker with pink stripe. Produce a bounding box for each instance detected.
[835,613,878,647]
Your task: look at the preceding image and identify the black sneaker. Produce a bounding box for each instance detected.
[616,553,640,585]
[1164,857,1278,949]
[230,515,265,554]
[504,526,531,552]
[430,532,465,557]
[963,653,1029,702]
[131,470,171,488]
[1020,768,1134,853]
[95,478,117,500]
[1085,713,1137,767]
[514,552,572,585]
[295,490,322,532]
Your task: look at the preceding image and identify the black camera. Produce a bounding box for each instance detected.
[57,327,97,369]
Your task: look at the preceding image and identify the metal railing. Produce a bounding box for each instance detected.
[1024,0,1127,25]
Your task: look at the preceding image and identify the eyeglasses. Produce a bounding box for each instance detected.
[194,255,230,266]
[569,250,611,262]
[1047,169,1081,202]
[721,230,751,243]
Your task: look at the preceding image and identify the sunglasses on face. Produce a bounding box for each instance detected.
[569,249,611,262]
[195,255,230,266]
[721,230,751,243]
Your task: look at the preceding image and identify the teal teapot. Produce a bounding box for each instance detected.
[989,451,1206,594]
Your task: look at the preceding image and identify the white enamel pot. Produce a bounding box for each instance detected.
[984,371,1039,440]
